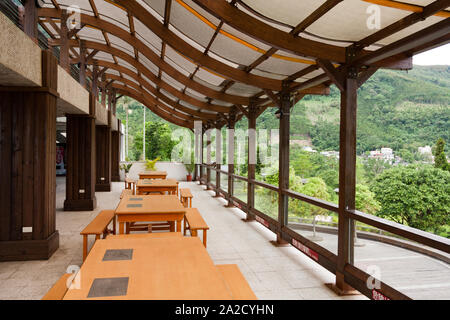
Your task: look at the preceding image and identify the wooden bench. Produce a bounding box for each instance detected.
[125,178,136,194]
[216,264,257,300]
[184,208,209,247]
[120,188,134,199]
[41,273,72,300]
[180,188,193,208]
[80,210,116,261]
[107,232,182,239]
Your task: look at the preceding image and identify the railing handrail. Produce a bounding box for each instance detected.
[201,162,450,255]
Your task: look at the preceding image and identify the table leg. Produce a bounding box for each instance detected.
[83,235,88,262]
[176,219,182,233]
[126,222,130,234]
[203,230,207,248]
[119,222,124,235]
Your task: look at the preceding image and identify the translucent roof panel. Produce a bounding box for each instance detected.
[169,0,216,48]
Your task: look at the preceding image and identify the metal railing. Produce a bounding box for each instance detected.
[199,162,450,300]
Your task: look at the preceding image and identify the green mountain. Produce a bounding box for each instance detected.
[278,65,450,155]
[118,65,450,159]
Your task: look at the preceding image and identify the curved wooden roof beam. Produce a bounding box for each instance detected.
[111,0,283,90]
[38,8,262,106]
[188,0,346,62]
[90,62,217,120]
[112,84,195,129]
[108,77,202,123]
[62,39,231,113]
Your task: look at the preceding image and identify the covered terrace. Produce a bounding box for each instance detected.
[0,0,449,300]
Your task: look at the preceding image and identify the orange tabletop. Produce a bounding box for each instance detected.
[115,195,185,234]
[136,178,179,195]
[63,237,233,300]
[138,171,167,180]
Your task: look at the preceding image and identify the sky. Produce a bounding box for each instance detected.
[413,43,450,66]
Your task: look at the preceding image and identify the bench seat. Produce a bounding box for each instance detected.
[180,188,193,208]
[107,232,182,239]
[41,273,72,300]
[80,210,115,261]
[120,188,134,199]
[184,208,209,247]
[216,264,257,300]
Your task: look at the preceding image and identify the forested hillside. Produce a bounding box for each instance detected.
[278,65,450,155]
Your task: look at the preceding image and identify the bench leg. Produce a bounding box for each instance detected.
[83,235,88,262]
[191,229,198,237]
[183,219,187,236]
[126,223,130,234]
[176,219,182,232]
[112,216,116,235]
[203,230,207,248]
[119,222,125,235]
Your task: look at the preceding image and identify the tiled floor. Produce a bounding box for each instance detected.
[0,178,367,300]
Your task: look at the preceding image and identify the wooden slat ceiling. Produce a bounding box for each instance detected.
[38,0,450,128]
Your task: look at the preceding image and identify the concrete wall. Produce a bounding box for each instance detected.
[95,101,108,125]
[119,161,189,182]
[0,12,41,87]
[57,66,89,117]
[111,114,118,131]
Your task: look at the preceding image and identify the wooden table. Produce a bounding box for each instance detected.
[136,179,179,195]
[115,195,185,234]
[63,237,233,300]
[138,171,167,180]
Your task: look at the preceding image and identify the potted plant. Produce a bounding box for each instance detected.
[145,157,160,171]
[185,163,195,181]
[120,161,133,180]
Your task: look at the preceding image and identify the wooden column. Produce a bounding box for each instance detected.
[59,10,70,72]
[193,121,202,181]
[335,68,358,294]
[276,83,291,246]
[206,127,212,189]
[215,126,222,197]
[79,41,87,88]
[245,105,258,221]
[0,51,59,261]
[226,116,235,207]
[23,0,38,42]
[64,94,97,211]
[111,94,121,182]
[95,124,112,192]
[111,125,121,182]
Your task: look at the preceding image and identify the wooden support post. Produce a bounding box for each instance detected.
[95,124,112,192]
[206,128,212,189]
[0,51,59,261]
[79,40,87,88]
[59,10,70,72]
[101,73,107,107]
[317,60,379,295]
[92,63,99,103]
[64,93,97,211]
[193,121,203,182]
[274,82,291,246]
[333,68,359,295]
[23,0,38,43]
[244,104,258,221]
[226,115,235,207]
[215,126,222,197]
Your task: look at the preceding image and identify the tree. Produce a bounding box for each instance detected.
[355,184,380,215]
[363,158,392,181]
[133,121,176,161]
[371,165,450,235]
[434,138,449,171]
